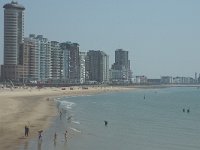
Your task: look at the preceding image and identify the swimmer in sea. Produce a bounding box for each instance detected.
[104,120,108,126]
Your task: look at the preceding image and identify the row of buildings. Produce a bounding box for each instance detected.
[133,75,199,85]
[0,1,132,85]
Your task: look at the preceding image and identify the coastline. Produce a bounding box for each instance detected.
[0,86,131,150]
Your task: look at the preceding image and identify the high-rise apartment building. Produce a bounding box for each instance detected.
[86,50,109,83]
[113,49,130,70]
[23,36,40,81]
[110,49,132,83]
[51,41,61,81]
[3,1,25,65]
[1,1,25,81]
[28,34,52,82]
[60,42,80,83]
[60,42,70,82]
[79,52,87,84]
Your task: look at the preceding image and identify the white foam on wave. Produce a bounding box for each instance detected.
[72,121,80,124]
[57,100,75,110]
[70,127,81,133]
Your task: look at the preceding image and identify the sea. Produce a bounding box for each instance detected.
[19,87,200,150]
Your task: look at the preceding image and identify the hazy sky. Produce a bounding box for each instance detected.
[1,0,200,78]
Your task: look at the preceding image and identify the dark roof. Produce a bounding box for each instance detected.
[3,1,25,10]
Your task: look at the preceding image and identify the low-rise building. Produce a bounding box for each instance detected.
[133,75,148,84]
[161,76,173,84]
[147,79,161,85]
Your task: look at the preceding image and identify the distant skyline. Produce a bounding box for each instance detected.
[1,0,200,78]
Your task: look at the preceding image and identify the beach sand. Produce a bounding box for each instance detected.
[0,86,130,150]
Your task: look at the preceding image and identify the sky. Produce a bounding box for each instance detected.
[0,0,200,78]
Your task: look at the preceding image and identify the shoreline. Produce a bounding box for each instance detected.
[0,86,132,150]
[1,84,197,149]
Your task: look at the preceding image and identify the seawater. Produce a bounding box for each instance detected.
[20,87,200,150]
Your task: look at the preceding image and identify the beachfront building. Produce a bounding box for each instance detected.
[22,37,40,82]
[60,42,70,83]
[69,42,80,83]
[172,76,195,84]
[1,1,25,82]
[110,49,132,84]
[147,79,161,85]
[160,76,173,84]
[26,35,52,82]
[51,41,62,82]
[36,35,52,82]
[133,75,148,84]
[101,51,109,83]
[79,52,87,84]
[86,50,109,83]
[60,42,80,83]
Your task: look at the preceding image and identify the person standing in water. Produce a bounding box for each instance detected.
[54,132,57,146]
[65,130,68,141]
[54,132,57,141]
[104,121,108,126]
[38,130,43,141]
[60,111,62,120]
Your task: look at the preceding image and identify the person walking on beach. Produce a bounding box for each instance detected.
[27,126,29,136]
[25,126,27,136]
[25,125,29,137]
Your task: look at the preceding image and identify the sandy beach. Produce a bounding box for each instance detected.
[0,86,130,150]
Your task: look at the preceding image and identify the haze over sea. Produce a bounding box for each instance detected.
[20,87,200,150]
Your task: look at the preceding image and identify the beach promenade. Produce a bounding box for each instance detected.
[0,86,129,150]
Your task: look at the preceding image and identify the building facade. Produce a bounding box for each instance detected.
[1,1,25,81]
[26,34,52,82]
[23,36,40,82]
[60,42,80,83]
[60,42,70,82]
[86,50,109,83]
[79,52,87,84]
[51,41,61,81]
[3,1,25,65]
[110,49,132,84]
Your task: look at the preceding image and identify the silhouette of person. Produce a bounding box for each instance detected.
[65,130,68,141]
[54,132,57,141]
[104,121,108,126]
[60,111,62,120]
[25,126,29,136]
[38,130,43,140]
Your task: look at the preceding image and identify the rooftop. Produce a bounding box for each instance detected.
[3,1,25,10]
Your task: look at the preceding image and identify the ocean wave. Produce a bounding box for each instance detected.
[70,127,81,133]
[57,100,75,110]
[72,121,80,124]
